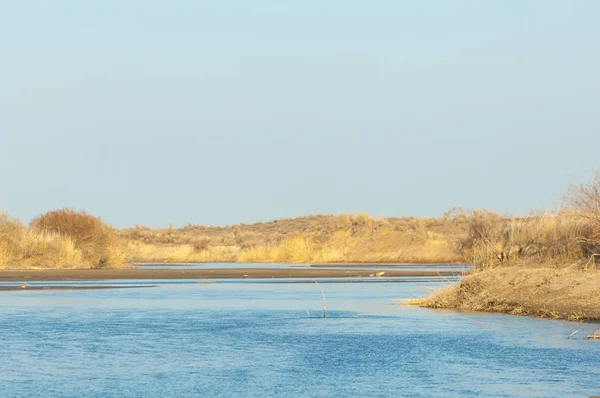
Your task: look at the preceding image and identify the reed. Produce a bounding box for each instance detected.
[315,281,327,318]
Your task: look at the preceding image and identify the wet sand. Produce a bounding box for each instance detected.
[0,268,466,281]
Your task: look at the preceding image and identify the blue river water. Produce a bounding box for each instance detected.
[0,278,599,397]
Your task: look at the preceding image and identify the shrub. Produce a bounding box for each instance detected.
[192,237,211,252]
[567,171,600,237]
[30,208,125,268]
[0,211,84,269]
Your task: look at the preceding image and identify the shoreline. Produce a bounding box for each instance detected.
[0,268,465,281]
[410,266,600,321]
[310,262,467,267]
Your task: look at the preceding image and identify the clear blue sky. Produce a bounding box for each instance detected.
[1,1,599,228]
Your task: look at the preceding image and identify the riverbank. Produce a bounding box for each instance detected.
[309,262,466,267]
[0,267,464,281]
[410,266,600,321]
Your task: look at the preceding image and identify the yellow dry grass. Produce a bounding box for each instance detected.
[409,172,600,320]
[409,266,600,321]
[0,212,83,269]
[0,210,127,269]
[462,210,592,269]
[3,172,598,277]
[122,212,466,264]
[31,208,126,268]
[126,241,238,263]
[238,234,314,263]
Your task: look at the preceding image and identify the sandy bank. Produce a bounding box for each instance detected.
[0,268,465,281]
[410,266,600,321]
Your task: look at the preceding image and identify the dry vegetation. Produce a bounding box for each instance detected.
[3,169,600,333]
[0,209,126,269]
[0,212,83,269]
[411,266,600,320]
[411,172,600,320]
[0,208,476,268]
[120,211,470,263]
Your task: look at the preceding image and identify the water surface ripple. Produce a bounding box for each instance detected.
[0,280,598,397]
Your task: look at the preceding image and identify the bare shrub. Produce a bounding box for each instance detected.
[567,171,600,237]
[192,237,211,252]
[0,211,84,269]
[30,208,125,268]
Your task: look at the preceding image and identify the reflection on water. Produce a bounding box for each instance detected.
[0,276,461,288]
[0,280,599,397]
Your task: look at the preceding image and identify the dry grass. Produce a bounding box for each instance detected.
[4,172,599,281]
[121,212,467,263]
[0,209,467,267]
[31,209,126,268]
[410,172,600,320]
[121,206,595,266]
[0,209,127,269]
[409,266,600,321]
[460,210,593,269]
[456,173,600,271]
[0,212,84,269]
[126,241,238,263]
[567,171,600,236]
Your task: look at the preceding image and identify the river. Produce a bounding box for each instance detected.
[0,267,598,397]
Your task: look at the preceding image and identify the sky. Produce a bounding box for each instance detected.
[1,1,599,228]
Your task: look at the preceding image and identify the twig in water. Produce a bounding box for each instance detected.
[315,281,327,318]
[567,329,581,339]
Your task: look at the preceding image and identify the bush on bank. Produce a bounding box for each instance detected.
[30,209,126,268]
[0,209,126,269]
